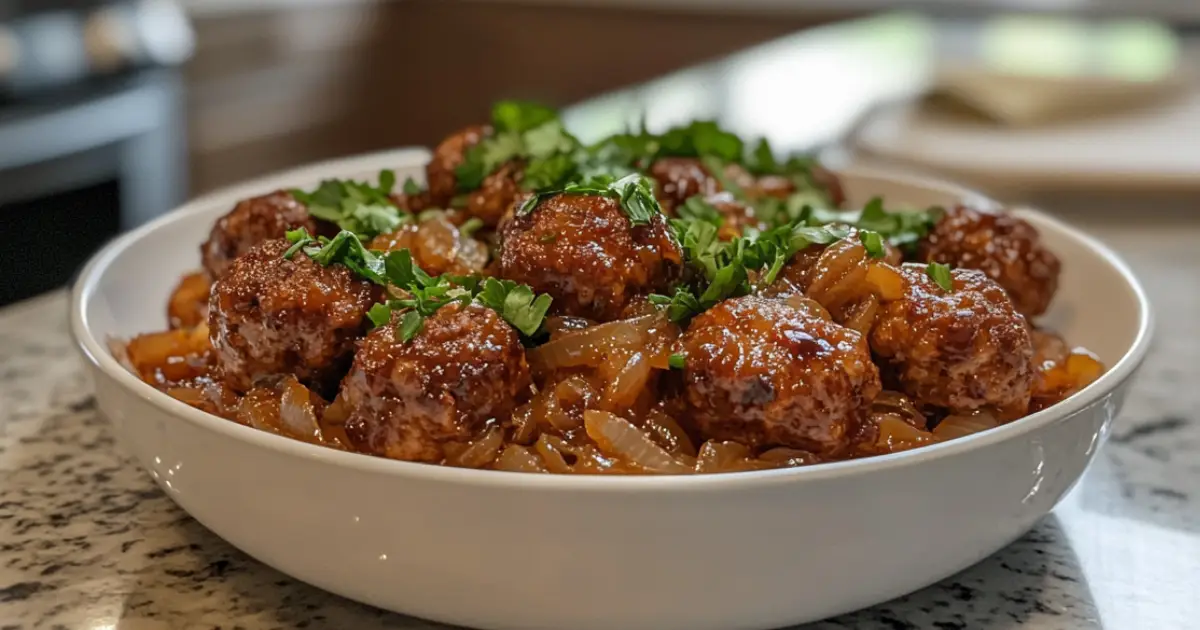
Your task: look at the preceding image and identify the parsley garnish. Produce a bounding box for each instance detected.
[657,121,744,163]
[284,230,553,342]
[668,352,687,369]
[859,230,886,259]
[519,173,662,226]
[677,196,725,228]
[402,177,422,196]
[854,198,944,253]
[926,261,954,291]
[290,170,408,239]
[455,101,582,193]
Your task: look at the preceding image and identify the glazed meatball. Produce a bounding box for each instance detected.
[870,264,1035,416]
[368,215,489,276]
[341,303,531,462]
[500,193,683,321]
[917,205,1060,317]
[706,192,767,239]
[753,165,846,208]
[200,191,318,279]
[648,158,720,213]
[426,124,489,207]
[676,295,882,454]
[209,239,380,396]
[467,160,523,227]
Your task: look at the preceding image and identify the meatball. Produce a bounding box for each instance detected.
[426,124,489,207]
[341,303,531,462]
[500,193,683,321]
[753,165,846,208]
[648,157,720,213]
[676,295,882,454]
[209,239,380,396]
[368,216,489,276]
[200,191,318,279]
[917,205,1060,317]
[467,160,523,227]
[870,264,1035,416]
[706,192,766,239]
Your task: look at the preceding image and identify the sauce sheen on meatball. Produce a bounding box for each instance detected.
[870,264,1035,417]
[676,295,882,454]
[500,193,683,322]
[208,239,381,396]
[918,205,1060,317]
[201,191,317,279]
[341,303,531,462]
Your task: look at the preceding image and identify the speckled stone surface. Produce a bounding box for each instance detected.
[1,217,1198,630]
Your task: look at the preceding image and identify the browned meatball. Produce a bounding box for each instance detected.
[871,264,1034,417]
[917,205,1060,317]
[500,193,683,321]
[647,158,719,214]
[200,191,317,279]
[753,165,846,208]
[209,239,380,396]
[341,303,531,462]
[426,124,489,207]
[467,160,523,227]
[706,192,766,239]
[368,216,489,276]
[676,295,882,454]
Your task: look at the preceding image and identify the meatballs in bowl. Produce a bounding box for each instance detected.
[73,109,1149,630]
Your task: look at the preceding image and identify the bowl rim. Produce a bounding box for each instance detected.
[70,147,1154,493]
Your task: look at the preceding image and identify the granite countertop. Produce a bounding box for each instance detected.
[1,216,1198,629]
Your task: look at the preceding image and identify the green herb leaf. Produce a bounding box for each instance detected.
[283,228,316,259]
[378,169,396,195]
[926,261,954,291]
[657,121,744,162]
[459,217,484,238]
[491,100,558,134]
[398,310,425,341]
[668,353,687,369]
[402,177,422,196]
[677,195,724,228]
[291,173,408,239]
[366,302,393,328]
[522,153,577,191]
[859,230,886,259]
[523,173,663,226]
[474,278,554,336]
[746,138,778,175]
[300,230,388,285]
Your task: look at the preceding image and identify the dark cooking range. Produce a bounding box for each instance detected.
[0,0,192,306]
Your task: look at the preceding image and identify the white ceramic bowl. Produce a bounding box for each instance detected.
[71,148,1152,630]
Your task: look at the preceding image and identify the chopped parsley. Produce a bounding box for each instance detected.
[854,197,944,253]
[402,177,422,196]
[284,229,552,342]
[677,195,725,228]
[859,230,886,259]
[657,121,744,163]
[290,170,407,239]
[455,101,582,193]
[668,352,687,369]
[519,173,662,226]
[926,261,954,291]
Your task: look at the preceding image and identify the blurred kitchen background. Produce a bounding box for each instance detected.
[1,0,1196,306]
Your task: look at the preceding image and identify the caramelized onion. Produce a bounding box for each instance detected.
[865,263,905,301]
[601,352,652,411]
[534,435,575,473]
[643,409,697,457]
[932,410,999,440]
[446,425,504,468]
[757,447,820,468]
[783,295,832,321]
[527,316,655,375]
[279,376,322,442]
[874,416,935,451]
[695,441,774,473]
[494,445,548,473]
[583,410,691,474]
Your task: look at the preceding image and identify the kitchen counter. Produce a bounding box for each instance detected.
[0,216,1197,629]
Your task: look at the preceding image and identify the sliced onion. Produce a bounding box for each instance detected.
[758,447,820,468]
[446,425,503,468]
[601,352,652,411]
[840,295,879,336]
[583,410,691,474]
[933,410,999,440]
[865,263,905,301]
[534,435,575,473]
[510,404,538,445]
[875,416,935,451]
[695,441,774,473]
[527,316,655,375]
[494,445,548,473]
[279,377,322,442]
[643,409,697,457]
[784,295,832,321]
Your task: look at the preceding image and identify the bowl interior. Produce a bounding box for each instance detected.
[75,148,1148,465]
